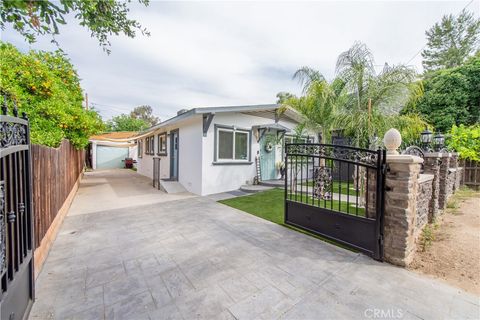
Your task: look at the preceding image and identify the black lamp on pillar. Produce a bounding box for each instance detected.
[420,127,433,151]
[433,132,445,151]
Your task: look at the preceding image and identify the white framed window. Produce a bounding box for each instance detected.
[145,136,155,155]
[157,132,167,155]
[215,127,250,162]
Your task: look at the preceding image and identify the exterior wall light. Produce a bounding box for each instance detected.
[420,128,433,150]
[433,133,445,151]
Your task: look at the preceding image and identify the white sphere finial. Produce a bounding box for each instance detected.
[383,128,402,155]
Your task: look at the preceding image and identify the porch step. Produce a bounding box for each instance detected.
[239,184,274,193]
[259,179,285,188]
[160,180,188,193]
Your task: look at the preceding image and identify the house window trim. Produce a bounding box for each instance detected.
[157,132,168,156]
[213,124,252,164]
[145,135,155,155]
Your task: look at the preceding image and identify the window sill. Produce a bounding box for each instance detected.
[212,161,253,166]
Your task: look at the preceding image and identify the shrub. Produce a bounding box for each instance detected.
[415,54,480,132]
[0,42,104,148]
[447,124,480,161]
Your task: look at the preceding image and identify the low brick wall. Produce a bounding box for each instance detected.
[415,174,434,239]
[384,151,465,267]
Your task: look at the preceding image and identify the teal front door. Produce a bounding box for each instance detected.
[260,134,276,180]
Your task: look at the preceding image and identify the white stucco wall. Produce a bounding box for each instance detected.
[135,117,203,195]
[135,111,314,196]
[136,134,170,180]
[177,118,203,195]
[201,112,302,195]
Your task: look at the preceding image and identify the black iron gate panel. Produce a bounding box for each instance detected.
[284,143,386,260]
[0,103,34,320]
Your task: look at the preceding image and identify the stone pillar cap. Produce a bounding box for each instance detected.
[386,154,424,164]
[424,152,453,158]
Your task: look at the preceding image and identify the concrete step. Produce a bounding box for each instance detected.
[160,180,188,193]
[259,179,285,188]
[239,184,274,193]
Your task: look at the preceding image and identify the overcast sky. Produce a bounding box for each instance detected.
[2,0,479,121]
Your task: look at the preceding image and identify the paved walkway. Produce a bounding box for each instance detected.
[30,170,479,319]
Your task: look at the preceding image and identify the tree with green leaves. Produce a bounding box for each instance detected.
[333,43,420,147]
[105,114,149,132]
[413,53,480,132]
[276,92,295,104]
[0,42,104,148]
[0,0,150,53]
[280,77,339,143]
[280,42,426,148]
[130,105,159,127]
[421,9,480,72]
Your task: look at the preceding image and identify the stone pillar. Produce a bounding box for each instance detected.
[423,153,441,221]
[383,155,423,267]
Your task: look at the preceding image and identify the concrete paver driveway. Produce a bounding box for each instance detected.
[30,170,479,319]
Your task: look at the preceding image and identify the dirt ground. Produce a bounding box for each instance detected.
[410,188,480,296]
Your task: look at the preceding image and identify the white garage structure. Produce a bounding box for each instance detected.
[89,132,138,170]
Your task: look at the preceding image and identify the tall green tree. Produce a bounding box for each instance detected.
[0,42,104,148]
[333,43,419,146]
[106,114,149,132]
[130,105,159,127]
[280,42,426,147]
[0,0,150,53]
[421,9,480,72]
[280,79,340,143]
[414,54,480,132]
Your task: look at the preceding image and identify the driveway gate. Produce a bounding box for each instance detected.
[284,143,386,260]
[0,103,34,320]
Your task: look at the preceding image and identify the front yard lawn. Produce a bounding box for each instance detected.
[218,188,361,247]
[220,188,285,224]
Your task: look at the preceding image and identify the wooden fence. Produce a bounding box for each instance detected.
[461,159,480,189]
[32,140,85,248]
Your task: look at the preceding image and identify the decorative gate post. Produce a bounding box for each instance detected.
[383,129,423,266]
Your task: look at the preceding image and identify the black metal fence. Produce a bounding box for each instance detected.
[0,103,34,320]
[284,143,386,260]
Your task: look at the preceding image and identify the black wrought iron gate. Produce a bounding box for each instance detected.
[284,143,386,260]
[0,104,34,320]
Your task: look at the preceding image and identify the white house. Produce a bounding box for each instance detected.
[134,104,315,195]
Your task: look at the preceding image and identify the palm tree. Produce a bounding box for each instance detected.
[278,65,350,143]
[333,42,419,147]
[282,42,425,148]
